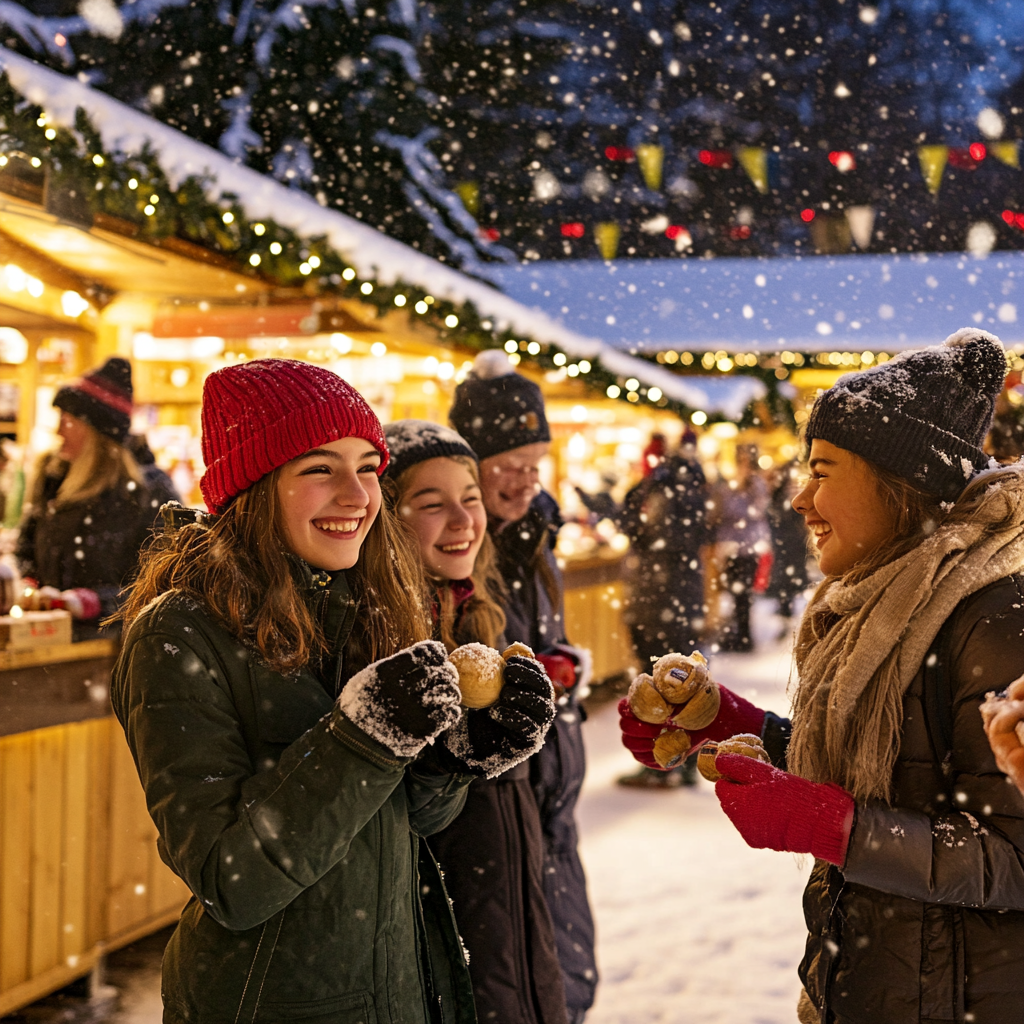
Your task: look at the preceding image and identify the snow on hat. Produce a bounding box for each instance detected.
[805,327,1007,501]
[53,356,133,444]
[449,350,551,461]
[382,420,477,480]
[199,358,388,514]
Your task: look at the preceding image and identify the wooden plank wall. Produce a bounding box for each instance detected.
[564,579,635,682]
[0,717,189,1015]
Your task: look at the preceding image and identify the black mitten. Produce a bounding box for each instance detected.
[335,640,462,757]
[441,656,556,778]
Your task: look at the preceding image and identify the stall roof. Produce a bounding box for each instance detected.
[0,49,731,410]
[487,253,1024,355]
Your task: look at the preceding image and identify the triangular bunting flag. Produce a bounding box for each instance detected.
[917,145,948,195]
[636,144,664,191]
[737,147,769,194]
[594,222,621,260]
[846,206,876,249]
[991,141,1020,169]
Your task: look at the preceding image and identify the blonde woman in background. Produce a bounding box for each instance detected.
[16,357,156,638]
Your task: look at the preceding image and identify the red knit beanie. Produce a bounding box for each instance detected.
[199,358,389,514]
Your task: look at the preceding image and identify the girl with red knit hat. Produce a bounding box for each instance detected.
[111,359,538,1023]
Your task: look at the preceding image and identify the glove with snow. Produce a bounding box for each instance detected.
[439,655,556,778]
[335,640,462,758]
[714,753,855,866]
[618,684,767,770]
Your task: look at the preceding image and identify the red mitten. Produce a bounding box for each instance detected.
[714,754,855,866]
[618,684,766,771]
[537,653,577,692]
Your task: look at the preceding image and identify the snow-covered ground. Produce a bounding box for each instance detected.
[577,598,808,1024]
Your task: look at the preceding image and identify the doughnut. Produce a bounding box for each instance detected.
[627,673,674,724]
[652,650,709,704]
[653,729,693,770]
[502,642,536,661]
[696,733,770,782]
[449,643,505,709]
[671,681,721,730]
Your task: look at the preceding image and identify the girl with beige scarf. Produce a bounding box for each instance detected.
[620,328,1024,1023]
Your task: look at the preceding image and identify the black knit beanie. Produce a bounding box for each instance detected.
[53,356,133,444]
[383,419,477,480]
[449,350,551,461]
[805,327,1006,501]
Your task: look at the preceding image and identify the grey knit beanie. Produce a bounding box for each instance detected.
[805,328,1006,501]
[382,419,477,480]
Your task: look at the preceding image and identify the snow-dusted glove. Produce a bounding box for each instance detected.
[335,640,462,758]
[618,684,766,770]
[714,754,855,867]
[440,656,556,778]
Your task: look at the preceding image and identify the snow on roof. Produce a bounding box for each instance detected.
[0,49,740,410]
[486,253,1024,354]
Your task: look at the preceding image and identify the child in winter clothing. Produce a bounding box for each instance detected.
[619,329,1024,1024]
[451,351,598,1024]
[383,418,566,1024]
[16,357,156,638]
[112,359,542,1024]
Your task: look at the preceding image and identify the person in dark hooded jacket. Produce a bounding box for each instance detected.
[451,351,598,1024]
[383,418,565,1024]
[112,359,553,1024]
[620,328,1024,1024]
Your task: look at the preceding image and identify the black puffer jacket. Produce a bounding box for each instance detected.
[798,575,1024,1024]
[491,492,598,1019]
[16,455,157,638]
[429,583,568,1024]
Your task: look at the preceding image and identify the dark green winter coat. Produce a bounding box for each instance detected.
[111,566,477,1024]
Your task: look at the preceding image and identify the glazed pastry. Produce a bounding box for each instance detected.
[652,650,709,704]
[696,733,770,782]
[449,643,505,709]
[653,728,693,770]
[627,673,674,725]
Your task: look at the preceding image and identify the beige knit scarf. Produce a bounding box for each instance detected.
[789,465,1024,803]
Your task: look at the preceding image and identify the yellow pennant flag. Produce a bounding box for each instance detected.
[737,147,769,194]
[917,145,948,195]
[636,144,664,191]
[990,141,1020,169]
[454,181,480,216]
[594,222,621,260]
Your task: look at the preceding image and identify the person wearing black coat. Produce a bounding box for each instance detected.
[16,358,155,639]
[451,352,599,1024]
[382,418,567,1024]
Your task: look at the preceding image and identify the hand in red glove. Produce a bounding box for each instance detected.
[538,653,576,695]
[714,754,855,867]
[617,684,767,770]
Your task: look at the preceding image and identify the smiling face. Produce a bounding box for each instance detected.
[276,436,383,571]
[398,457,487,581]
[791,439,898,577]
[478,441,550,524]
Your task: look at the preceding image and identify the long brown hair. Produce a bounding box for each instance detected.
[385,455,507,652]
[120,470,430,673]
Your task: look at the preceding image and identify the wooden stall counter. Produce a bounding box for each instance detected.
[561,548,636,683]
[0,639,189,1015]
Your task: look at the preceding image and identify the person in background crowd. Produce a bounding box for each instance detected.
[451,349,598,1024]
[112,359,540,1023]
[383,418,565,1024]
[125,432,183,509]
[766,460,809,636]
[983,676,1024,797]
[16,357,155,639]
[620,328,1024,1024]
[707,443,771,652]
[579,429,710,788]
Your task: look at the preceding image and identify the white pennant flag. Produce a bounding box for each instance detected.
[846,206,876,250]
